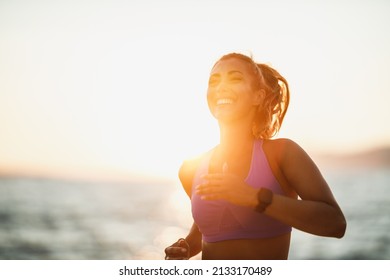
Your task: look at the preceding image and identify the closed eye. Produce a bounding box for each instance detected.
[228,71,244,82]
[208,75,220,86]
[230,77,242,82]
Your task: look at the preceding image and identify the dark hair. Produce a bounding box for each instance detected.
[216,53,290,139]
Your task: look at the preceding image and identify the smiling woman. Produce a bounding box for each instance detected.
[164,52,346,260]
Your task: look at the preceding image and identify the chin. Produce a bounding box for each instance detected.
[215,115,236,124]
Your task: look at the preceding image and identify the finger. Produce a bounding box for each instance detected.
[200,193,225,201]
[178,239,190,251]
[165,247,187,256]
[196,185,225,195]
[195,182,221,192]
[165,246,188,255]
[197,189,225,197]
[198,186,226,196]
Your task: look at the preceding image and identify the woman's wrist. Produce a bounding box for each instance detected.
[255,188,273,213]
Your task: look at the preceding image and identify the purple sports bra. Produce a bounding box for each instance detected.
[191,140,292,242]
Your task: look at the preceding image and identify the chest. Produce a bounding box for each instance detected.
[208,147,253,179]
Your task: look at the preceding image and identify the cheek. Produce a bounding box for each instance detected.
[206,89,215,106]
[206,89,222,119]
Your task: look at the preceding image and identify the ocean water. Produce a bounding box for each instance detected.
[0,165,389,260]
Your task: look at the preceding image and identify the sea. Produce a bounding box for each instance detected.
[0,164,389,260]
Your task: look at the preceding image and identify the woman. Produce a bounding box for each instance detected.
[164,52,346,260]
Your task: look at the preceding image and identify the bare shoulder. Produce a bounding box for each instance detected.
[263,138,310,163]
[264,138,333,201]
[263,138,320,183]
[262,138,304,163]
[262,138,306,196]
[179,151,210,197]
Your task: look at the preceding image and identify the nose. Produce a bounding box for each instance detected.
[214,80,229,96]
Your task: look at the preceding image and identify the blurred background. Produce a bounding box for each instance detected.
[0,0,389,259]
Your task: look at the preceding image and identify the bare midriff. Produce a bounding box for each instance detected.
[201,233,291,260]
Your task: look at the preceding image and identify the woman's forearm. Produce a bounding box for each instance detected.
[265,194,346,238]
[184,223,203,258]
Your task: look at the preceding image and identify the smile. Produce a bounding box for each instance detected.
[216,98,234,105]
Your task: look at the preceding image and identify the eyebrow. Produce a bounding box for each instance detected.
[227,70,244,75]
[209,70,244,78]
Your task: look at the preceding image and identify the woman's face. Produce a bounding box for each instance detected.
[207,58,261,123]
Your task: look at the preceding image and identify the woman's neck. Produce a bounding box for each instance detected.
[218,121,254,158]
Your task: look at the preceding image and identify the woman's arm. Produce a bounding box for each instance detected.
[264,139,347,238]
[184,222,202,258]
[165,158,203,259]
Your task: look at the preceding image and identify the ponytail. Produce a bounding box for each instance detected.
[253,63,290,139]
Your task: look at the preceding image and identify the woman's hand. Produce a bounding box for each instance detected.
[195,172,258,208]
[164,238,190,260]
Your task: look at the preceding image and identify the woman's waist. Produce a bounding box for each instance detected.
[201,233,291,260]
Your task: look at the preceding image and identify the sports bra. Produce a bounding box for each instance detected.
[191,140,292,242]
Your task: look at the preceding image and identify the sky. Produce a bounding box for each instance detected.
[0,0,389,180]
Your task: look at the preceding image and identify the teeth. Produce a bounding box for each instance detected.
[216,98,234,105]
